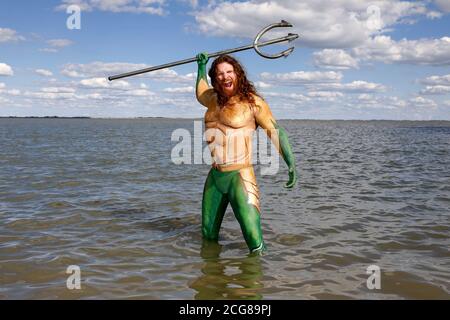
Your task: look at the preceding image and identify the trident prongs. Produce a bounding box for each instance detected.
[253,20,297,59]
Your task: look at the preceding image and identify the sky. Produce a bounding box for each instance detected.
[0,0,449,120]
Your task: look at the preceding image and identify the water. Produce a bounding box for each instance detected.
[0,118,449,299]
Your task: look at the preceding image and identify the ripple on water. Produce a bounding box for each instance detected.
[1,119,449,299]
[381,271,450,299]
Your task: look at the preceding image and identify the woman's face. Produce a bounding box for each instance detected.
[215,62,237,97]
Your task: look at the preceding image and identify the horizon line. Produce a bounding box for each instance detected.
[1,116,450,122]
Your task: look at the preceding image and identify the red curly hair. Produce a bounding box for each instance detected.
[208,55,260,107]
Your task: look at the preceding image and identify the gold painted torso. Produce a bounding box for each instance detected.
[204,97,256,170]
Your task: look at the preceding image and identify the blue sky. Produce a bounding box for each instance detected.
[0,0,449,119]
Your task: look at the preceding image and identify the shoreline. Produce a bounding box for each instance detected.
[1,116,450,122]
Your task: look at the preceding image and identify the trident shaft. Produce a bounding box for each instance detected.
[108,20,298,81]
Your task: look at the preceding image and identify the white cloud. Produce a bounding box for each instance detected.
[419,74,450,95]
[0,27,25,43]
[15,78,156,108]
[1,62,165,110]
[260,70,342,84]
[409,96,437,107]
[163,86,195,93]
[435,0,450,13]
[47,39,73,48]
[84,82,156,99]
[79,93,105,100]
[306,90,344,102]
[56,0,166,15]
[181,0,198,8]
[358,93,372,101]
[0,96,10,105]
[39,48,59,53]
[40,38,73,53]
[62,61,196,83]
[259,69,385,93]
[420,74,450,86]
[79,77,110,88]
[262,91,310,102]
[387,96,407,108]
[0,63,14,76]
[308,36,450,69]
[313,49,359,69]
[426,11,443,19]
[420,85,450,95]
[41,87,76,93]
[307,91,343,98]
[56,0,92,11]
[80,77,131,89]
[193,1,449,67]
[35,69,53,77]
[119,89,154,96]
[63,62,146,78]
[254,81,272,89]
[353,95,408,108]
[352,35,450,65]
[194,0,432,48]
[61,69,84,78]
[5,89,21,96]
[24,90,77,100]
[0,83,21,96]
[313,80,387,93]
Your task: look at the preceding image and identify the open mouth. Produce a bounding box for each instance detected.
[222,81,233,88]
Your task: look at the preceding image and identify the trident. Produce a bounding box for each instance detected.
[108,20,299,81]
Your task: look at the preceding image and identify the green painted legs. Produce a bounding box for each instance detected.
[201,169,229,242]
[228,174,265,253]
[202,168,265,253]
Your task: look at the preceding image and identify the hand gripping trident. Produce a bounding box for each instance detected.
[108,20,299,81]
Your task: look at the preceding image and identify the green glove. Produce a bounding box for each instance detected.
[196,52,209,86]
[272,120,298,189]
[285,166,297,189]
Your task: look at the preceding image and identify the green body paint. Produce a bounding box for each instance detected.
[272,120,297,188]
[196,52,209,87]
[202,168,265,253]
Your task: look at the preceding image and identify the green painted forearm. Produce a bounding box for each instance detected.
[196,61,208,87]
[273,120,296,169]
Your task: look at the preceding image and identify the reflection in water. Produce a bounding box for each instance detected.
[189,240,264,300]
